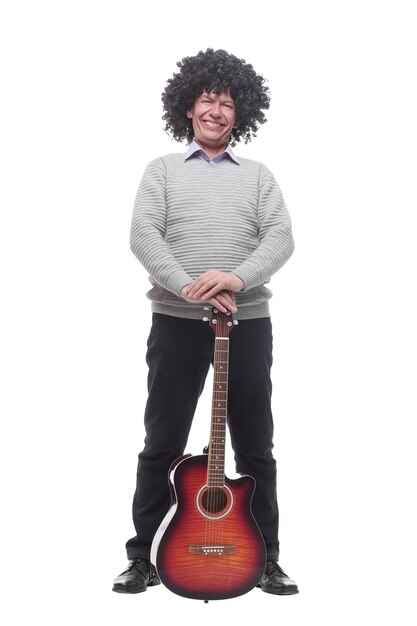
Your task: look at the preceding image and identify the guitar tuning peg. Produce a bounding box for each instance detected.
[233,320,239,325]
[202,317,209,322]
[203,306,210,311]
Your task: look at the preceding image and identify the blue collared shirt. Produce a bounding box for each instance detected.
[184,139,240,166]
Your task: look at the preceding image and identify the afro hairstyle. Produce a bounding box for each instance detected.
[161,48,270,146]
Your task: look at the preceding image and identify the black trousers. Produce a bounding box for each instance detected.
[126,313,280,561]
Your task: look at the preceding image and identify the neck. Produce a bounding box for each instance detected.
[207,335,229,486]
[194,139,229,160]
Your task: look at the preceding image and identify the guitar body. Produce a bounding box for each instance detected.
[151,454,266,601]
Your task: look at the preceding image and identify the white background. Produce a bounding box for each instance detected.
[1,1,416,624]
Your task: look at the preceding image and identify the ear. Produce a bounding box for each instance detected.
[186,109,193,119]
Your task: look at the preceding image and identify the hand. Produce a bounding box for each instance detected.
[184,270,244,301]
[180,285,237,314]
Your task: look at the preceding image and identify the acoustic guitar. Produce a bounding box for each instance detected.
[150,308,266,601]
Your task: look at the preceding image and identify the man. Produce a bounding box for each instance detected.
[113,48,298,596]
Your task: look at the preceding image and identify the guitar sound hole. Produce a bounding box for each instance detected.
[201,487,228,514]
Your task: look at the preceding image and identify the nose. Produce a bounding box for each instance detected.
[209,102,222,117]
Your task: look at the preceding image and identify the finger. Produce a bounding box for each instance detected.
[209,296,228,313]
[215,289,235,304]
[187,270,221,297]
[186,276,208,297]
[192,281,225,300]
[211,292,237,313]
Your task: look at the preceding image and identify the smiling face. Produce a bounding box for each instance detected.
[186,90,238,158]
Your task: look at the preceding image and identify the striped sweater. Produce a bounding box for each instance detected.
[130,153,294,320]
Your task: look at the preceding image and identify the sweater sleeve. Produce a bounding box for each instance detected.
[232,163,294,290]
[129,158,193,295]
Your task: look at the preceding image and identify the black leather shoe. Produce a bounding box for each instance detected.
[112,559,160,594]
[257,560,299,595]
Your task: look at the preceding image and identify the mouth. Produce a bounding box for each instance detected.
[202,120,225,128]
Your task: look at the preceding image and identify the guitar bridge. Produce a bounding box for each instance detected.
[188,544,237,555]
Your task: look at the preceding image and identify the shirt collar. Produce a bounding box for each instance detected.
[184,139,240,165]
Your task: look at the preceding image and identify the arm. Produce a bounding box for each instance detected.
[232,163,294,289]
[186,164,294,300]
[129,158,192,295]
[130,158,237,313]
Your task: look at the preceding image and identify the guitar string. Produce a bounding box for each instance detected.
[205,318,231,559]
[214,338,222,559]
[208,335,218,549]
[209,338,219,550]
[212,332,228,552]
[220,330,229,555]
[218,336,226,552]
[221,335,229,562]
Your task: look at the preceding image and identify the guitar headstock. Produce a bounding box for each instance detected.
[203,307,238,338]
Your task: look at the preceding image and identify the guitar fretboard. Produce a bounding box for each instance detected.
[207,337,229,487]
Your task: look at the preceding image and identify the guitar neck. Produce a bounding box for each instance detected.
[207,335,229,487]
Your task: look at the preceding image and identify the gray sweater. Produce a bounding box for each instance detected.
[130,153,294,320]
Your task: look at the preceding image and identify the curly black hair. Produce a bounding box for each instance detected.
[161,48,270,146]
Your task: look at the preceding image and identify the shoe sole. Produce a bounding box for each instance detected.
[257,583,299,596]
[112,579,161,594]
[112,585,146,594]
